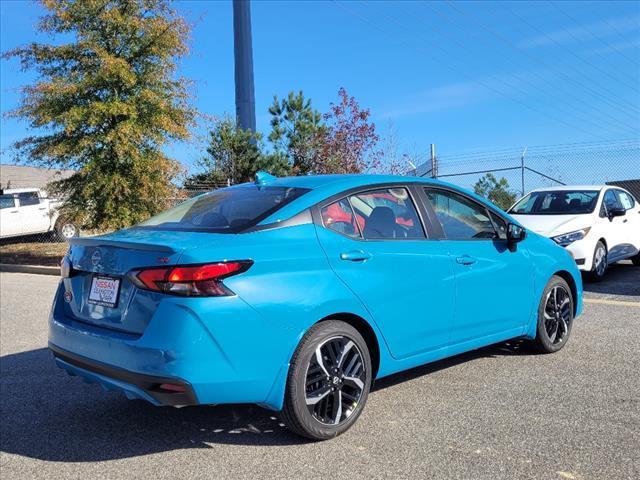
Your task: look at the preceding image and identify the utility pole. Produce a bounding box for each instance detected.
[430,143,438,178]
[233,0,256,133]
[520,146,528,196]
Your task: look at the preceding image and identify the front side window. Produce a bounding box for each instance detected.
[17,191,40,207]
[425,188,496,240]
[138,185,309,233]
[509,190,599,215]
[615,190,635,210]
[348,188,425,239]
[603,189,622,211]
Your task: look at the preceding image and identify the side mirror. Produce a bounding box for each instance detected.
[507,223,526,248]
[608,207,626,220]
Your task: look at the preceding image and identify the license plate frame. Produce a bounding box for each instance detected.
[88,275,121,308]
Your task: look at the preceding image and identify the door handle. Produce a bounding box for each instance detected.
[340,250,372,262]
[456,255,477,266]
[38,207,47,210]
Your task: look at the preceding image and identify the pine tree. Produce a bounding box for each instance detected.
[3,0,196,229]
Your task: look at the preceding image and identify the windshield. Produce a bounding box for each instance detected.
[509,190,600,215]
[137,185,309,233]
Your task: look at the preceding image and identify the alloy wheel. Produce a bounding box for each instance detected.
[543,285,572,345]
[594,245,607,277]
[304,336,366,425]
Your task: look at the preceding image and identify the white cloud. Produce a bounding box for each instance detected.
[584,38,640,55]
[519,15,640,49]
[379,70,543,120]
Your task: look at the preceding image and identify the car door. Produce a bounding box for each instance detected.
[613,189,640,258]
[17,191,50,235]
[422,187,534,346]
[0,194,21,237]
[600,189,628,261]
[314,186,456,360]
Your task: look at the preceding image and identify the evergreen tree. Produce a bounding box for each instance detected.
[196,116,289,186]
[268,91,323,175]
[3,0,196,229]
[473,173,518,210]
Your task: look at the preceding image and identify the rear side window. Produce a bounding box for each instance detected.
[424,188,496,240]
[349,188,425,239]
[138,185,309,233]
[320,198,361,239]
[0,195,15,209]
[17,191,40,206]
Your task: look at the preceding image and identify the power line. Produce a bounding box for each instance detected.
[408,1,640,135]
[443,0,640,120]
[501,1,639,91]
[550,1,640,66]
[332,0,610,140]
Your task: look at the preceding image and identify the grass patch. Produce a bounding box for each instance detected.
[0,241,68,266]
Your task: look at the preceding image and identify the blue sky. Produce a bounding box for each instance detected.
[1,0,639,175]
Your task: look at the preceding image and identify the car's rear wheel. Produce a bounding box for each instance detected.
[531,276,574,354]
[281,320,371,440]
[588,241,607,282]
[632,252,640,266]
[55,220,79,241]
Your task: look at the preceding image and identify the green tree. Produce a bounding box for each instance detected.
[3,0,196,229]
[195,116,289,186]
[268,91,324,175]
[473,173,518,210]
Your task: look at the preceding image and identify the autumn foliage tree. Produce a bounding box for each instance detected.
[3,0,196,229]
[313,88,381,174]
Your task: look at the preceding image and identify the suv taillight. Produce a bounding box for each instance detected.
[129,261,252,297]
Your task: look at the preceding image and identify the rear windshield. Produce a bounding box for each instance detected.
[508,190,599,215]
[137,185,309,233]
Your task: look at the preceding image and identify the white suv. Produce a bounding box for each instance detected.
[0,188,79,240]
[509,185,640,281]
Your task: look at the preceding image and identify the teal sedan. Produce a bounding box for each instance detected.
[49,172,582,440]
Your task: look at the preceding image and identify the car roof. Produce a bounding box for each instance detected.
[243,173,503,225]
[1,188,40,194]
[528,185,606,192]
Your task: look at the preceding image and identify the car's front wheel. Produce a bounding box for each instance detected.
[588,240,607,282]
[531,275,574,354]
[281,320,371,440]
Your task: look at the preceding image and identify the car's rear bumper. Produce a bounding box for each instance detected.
[48,282,296,410]
[50,343,197,406]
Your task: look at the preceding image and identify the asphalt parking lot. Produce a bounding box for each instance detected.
[1,265,638,480]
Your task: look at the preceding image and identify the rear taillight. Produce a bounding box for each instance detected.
[129,261,252,297]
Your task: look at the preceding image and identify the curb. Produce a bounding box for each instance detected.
[0,263,60,276]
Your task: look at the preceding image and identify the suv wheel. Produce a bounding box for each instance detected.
[281,320,371,440]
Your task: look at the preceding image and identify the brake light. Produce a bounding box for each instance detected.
[130,261,252,297]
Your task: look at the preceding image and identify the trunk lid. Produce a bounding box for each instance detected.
[64,229,204,334]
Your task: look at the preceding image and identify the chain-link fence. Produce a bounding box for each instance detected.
[1,140,638,265]
[414,139,640,199]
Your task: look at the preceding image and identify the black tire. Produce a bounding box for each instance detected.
[531,275,574,354]
[632,253,640,266]
[55,220,79,241]
[587,241,607,282]
[281,320,371,441]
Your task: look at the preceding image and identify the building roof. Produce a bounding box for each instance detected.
[0,164,74,189]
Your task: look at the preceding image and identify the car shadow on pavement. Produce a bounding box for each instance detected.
[582,261,640,297]
[0,341,529,461]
